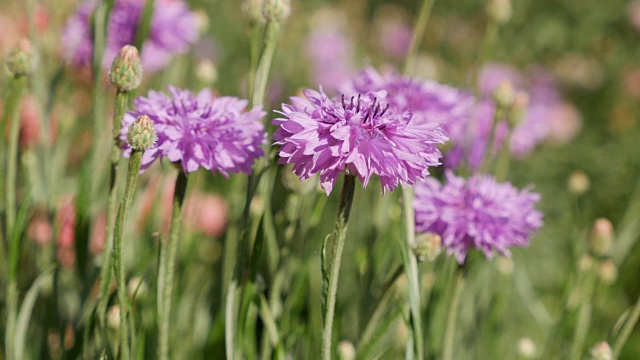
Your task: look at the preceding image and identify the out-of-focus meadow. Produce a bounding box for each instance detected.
[1,0,640,359]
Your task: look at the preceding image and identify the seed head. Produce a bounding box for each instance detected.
[127,115,157,151]
[109,45,143,92]
[262,0,291,23]
[6,39,35,77]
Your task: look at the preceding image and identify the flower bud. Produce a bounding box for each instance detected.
[109,45,142,92]
[486,0,512,25]
[588,218,614,258]
[517,338,537,359]
[107,306,121,330]
[413,232,442,262]
[242,0,267,25]
[127,115,157,151]
[588,341,612,360]
[196,60,218,84]
[337,340,356,360]
[6,39,35,77]
[568,170,590,195]
[262,0,291,23]
[493,80,516,110]
[597,260,617,285]
[507,91,529,127]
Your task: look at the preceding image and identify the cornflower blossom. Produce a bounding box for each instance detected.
[340,67,474,141]
[62,0,198,72]
[447,63,561,170]
[414,172,543,263]
[273,88,447,195]
[120,86,266,175]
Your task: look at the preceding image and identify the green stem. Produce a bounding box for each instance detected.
[251,21,281,108]
[570,270,597,360]
[478,106,502,174]
[112,149,143,359]
[134,0,155,50]
[613,175,640,266]
[98,90,129,329]
[494,126,513,182]
[612,292,640,358]
[159,171,188,360]
[3,75,27,360]
[321,175,356,360]
[403,0,436,74]
[442,265,465,360]
[401,187,424,359]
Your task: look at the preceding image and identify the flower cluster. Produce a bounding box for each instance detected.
[447,63,561,170]
[62,0,198,72]
[414,172,543,263]
[340,67,474,140]
[273,88,447,194]
[121,87,266,175]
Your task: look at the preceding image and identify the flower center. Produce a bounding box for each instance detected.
[340,94,389,125]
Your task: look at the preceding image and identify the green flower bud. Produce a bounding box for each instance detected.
[6,39,35,77]
[413,232,442,262]
[262,0,291,23]
[242,0,267,25]
[597,260,617,285]
[486,0,512,25]
[127,115,157,151]
[507,91,529,127]
[588,218,614,258]
[588,341,612,360]
[567,170,590,195]
[109,45,142,92]
[492,80,516,110]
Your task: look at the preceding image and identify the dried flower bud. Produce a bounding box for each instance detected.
[242,0,267,25]
[588,341,612,360]
[262,0,291,23]
[127,115,157,151]
[493,80,516,110]
[337,340,356,360]
[517,338,537,359]
[6,39,35,77]
[413,232,442,262]
[588,218,614,258]
[109,45,142,92]
[486,0,512,25]
[597,260,617,285]
[568,170,590,195]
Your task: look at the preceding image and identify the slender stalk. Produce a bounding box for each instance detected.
[321,175,356,360]
[570,270,597,360]
[403,0,436,74]
[442,265,465,360]
[98,90,129,328]
[251,21,281,108]
[478,106,502,174]
[613,175,640,266]
[494,126,513,182]
[612,292,640,358]
[112,149,143,359]
[3,75,27,360]
[159,171,188,360]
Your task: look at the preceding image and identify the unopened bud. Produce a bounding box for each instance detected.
[242,0,267,25]
[107,306,121,330]
[196,60,218,84]
[517,338,537,359]
[508,91,529,127]
[486,0,512,25]
[588,341,612,360]
[588,218,614,258]
[6,39,35,77]
[262,0,291,23]
[568,170,590,195]
[493,80,516,110]
[413,232,442,262]
[337,340,356,360]
[109,45,142,92]
[597,260,617,285]
[127,115,157,151]
[578,254,595,273]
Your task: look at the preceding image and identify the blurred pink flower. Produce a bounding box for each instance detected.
[184,193,228,237]
[628,0,640,32]
[55,197,76,269]
[622,68,640,98]
[90,212,107,255]
[546,102,582,145]
[377,18,412,58]
[28,214,52,246]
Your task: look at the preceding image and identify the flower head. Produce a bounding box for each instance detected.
[414,172,543,263]
[121,86,266,175]
[6,39,35,77]
[341,67,474,141]
[62,0,198,72]
[109,45,143,92]
[273,88,447,195]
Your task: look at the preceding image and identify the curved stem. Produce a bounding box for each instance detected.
[442,265,465,360]
[403,0,436,74]
[612,292,640,358]
[321,175,356,360]
[159,171,188,360]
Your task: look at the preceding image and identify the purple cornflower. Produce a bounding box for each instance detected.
[447,63,560,170]
[62,0,198,72]
[273,89,447,195]
[121,86,266,175]
[414,172,543,263]
[340,67,474,141]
